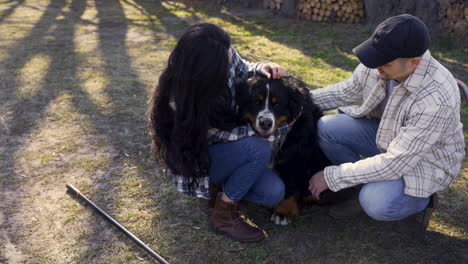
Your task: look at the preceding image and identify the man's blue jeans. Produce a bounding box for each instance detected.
[208,136,284,206]
[317,114,430,221]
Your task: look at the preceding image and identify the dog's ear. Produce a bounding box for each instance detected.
[282,76,310,119]
[245,76,264,94]
[235,76,263,99]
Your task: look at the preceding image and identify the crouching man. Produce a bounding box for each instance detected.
[308,14,465,236]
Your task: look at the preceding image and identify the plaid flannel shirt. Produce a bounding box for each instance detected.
[311,50,465,198]
[173,47,292,198]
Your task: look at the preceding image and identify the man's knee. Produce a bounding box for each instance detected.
[359,183,401,221]
[317,114,353,142]
[317,114,338,141]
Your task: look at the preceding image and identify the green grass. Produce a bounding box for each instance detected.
[0,1,466,264]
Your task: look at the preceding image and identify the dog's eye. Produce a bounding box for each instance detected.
[256,99,263,106]
[271,97,279,107]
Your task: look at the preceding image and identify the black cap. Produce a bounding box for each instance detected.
[353,14,430,68]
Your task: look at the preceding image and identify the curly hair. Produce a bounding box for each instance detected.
[149,23,235,190]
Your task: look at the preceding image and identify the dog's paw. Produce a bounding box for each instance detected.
[270,213,292,225]
[270,195,300,225]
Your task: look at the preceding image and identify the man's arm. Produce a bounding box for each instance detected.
[310,64,367,111]
[323,104,454,192]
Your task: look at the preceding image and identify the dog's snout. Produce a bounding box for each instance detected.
[259,117,273,130]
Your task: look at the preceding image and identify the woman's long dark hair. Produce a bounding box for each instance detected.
[149,23,234,190]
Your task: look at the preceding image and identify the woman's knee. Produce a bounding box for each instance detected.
[243,136,272,165]
[263,177,285,206]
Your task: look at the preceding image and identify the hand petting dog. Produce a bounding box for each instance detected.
[309,170,329,200]
[259,62,286,79]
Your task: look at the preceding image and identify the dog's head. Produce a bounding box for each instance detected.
[236,75,310,137]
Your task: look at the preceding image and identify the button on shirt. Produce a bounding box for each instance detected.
[311,51,465,198]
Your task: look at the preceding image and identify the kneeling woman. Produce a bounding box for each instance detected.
[149,23,290,242]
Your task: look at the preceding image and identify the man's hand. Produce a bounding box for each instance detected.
[308,170,329,200]
[259,62,286,79]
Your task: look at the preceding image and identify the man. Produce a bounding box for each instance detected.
[308,14,465,235]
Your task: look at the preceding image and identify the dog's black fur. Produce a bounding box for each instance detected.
[236,75,353,223]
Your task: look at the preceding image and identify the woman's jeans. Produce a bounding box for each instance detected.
[317,114,430,221]
[208,136,284,206]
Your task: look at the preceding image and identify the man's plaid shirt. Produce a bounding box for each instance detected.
[311,50,465,198]
[172,47,292,199]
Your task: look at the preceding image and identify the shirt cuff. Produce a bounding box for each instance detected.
[324,165,341,192]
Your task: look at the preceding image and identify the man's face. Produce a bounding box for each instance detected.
[376,58,420,82]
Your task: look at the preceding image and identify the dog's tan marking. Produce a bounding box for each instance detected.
[272,195,300,219]
[274,115,290,129]
[243,113,256,125]
[303,195,320,203]
[271,97,278,104]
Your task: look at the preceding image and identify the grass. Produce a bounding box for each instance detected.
[0,0,466,264]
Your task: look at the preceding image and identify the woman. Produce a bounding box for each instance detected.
[149,23,290,242]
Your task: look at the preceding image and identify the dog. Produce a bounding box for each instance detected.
[236,75,354,225]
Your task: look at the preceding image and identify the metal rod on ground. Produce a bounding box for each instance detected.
[66,184,169,264]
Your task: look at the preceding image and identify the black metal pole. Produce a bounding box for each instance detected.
[66,184,169,264]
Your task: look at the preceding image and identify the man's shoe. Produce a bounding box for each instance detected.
[210,196,265,242]
[328,198,364,219]
[393,193,439,237]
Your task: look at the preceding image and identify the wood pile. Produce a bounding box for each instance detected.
[438,0,467,34]
[298,0,365,23]
[263,0,284,11]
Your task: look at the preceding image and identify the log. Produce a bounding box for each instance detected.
[363,0,440,29]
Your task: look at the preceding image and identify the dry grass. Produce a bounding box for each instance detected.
[0,1,466,263]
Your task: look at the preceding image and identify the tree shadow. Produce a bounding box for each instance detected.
[0,0,165,262]
[0,0,67,222]
[0,0,25,23]
[131,0,195,38]
[243,203,468,264]
[65,0,191,262]
[190,2,364,72]
[0,0,87,260]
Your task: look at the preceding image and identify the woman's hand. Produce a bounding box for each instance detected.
[259,62,286,79]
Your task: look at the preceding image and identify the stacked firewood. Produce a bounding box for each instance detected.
[263,0,284,11]
[438,0,467,34]
[298,0,365,23]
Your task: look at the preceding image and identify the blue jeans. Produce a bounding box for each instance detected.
[208,136,285,206]
[317,114,430,221]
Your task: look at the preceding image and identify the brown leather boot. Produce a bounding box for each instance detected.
[210,196,265,242]
[208,183,223,209]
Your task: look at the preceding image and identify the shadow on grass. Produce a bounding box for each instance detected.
[0,0,25,23]
[0,0,166,262]
[67,0,203,262]
[0,0,68,248]
[242,203,468,264]
[187,1,364,72]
